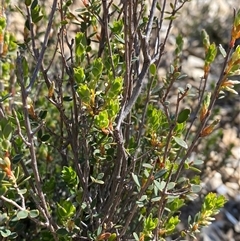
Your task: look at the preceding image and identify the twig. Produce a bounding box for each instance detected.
[145,0,157,40]
[25,5,38,58]
[117,35,151,128]
[0,195,24,210]
[102,0,116,78]
[26,0,58,92]
[119,167,155,238]
[16,53,58,239]
[174,41,234,181]
[12,108,31,146]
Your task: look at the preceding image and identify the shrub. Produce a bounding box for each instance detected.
[0,0,239,240]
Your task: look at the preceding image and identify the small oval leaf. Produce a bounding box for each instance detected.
[154,169,167,179]
[41,134,50,142]
[131,173,140,187]
[12,154,24,164]
[0,186,7,196]
[29,209,39,218]
[38,110,47,119]
[18,188,27,195]
[177,108,191,123]
[56,228,69,236]
[63,96,73,101]
[173,136,188,149]
[0,229,11,237]
[219,44,227,58]
[149,63,156,75]
[17,210,28,220]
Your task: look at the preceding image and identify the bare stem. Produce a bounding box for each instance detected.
[16,53,58,239]
[26,0,58,92]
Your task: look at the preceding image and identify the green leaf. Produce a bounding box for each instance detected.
[154,169,167,179]
[149,63,156,75]
[131,173,140,188]
[57,200,76,219]
[90,176,104,184]
[202,193,226,212]
[38,110,48,119]
[108,77,123,98]
[97,173,104,180]
[25,0,32,6]
[0,213,8,225]
[108,233,117,241]
[0,228,11,237]
[18,176,31,187]
[17,210,28,220]
[92,58,103,78]
[75,32,87,59]
[31,0,38,9]
[219,44,226,58]
[107,99,119,120]
[8,232,18,239]
[0,186,7,196]
[191,184,201,193]
[1,139,11,151]
[12,153,24,164]
[17,188,27,195]
[142,163,153,169]
[165,216,180,234]
[109,19,123,34]
[78,84,91,103]
[74,67,85,83]
[3,124,12,140]
[173,136,188,149]
[133,232,139,241]
[177,108,191,123]
[153,180,165,191]
[41,134,50,142]
[167,198,185,211]
[139,195,147,202]
[167,182,176,190]
[61,166,78,187]
[32,15,43,23]
[234,9,240,27]
[147,105,167,132]
[56,228,69,236]
[0,172,6,181]
[0,93,12,102]
[29,209,39,218]
[114,34,125,44]
[94,110,109,129]
[205,43,217,64]
[176,73,188,80]
[144,213,158,231]
[202,29,210,49]
[189,166,201,173]
[63,96,73,101]
[151,197,161,202]
[175,34,184,55]
[193,159,204,165]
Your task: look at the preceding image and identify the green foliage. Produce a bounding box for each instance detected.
[0,0,239,240]
[188,193,226,238]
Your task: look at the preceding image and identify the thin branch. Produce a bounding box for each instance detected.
[145,0,157,41]
[26,0,58,92]
[119,166,155,238]
[174,42,234,181]
[12,108,31,146]
[117,35,151,129]
[102,0,116,78]
[16,53,58,238]
[25,5,38,58]
[0,195,24,210]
